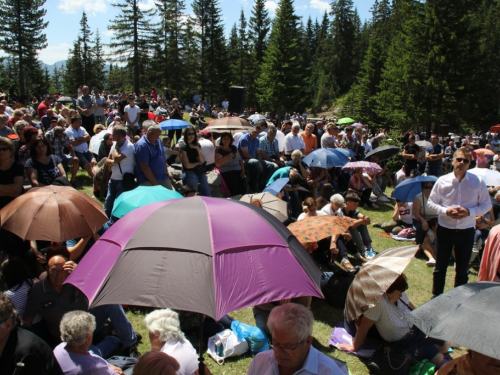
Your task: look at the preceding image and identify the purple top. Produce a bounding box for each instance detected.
[53,343,115,375]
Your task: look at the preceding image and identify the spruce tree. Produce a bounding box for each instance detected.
[108,0,156,93]
[0,0,48,95]
[79,12,94,85]
[257,0,306,117]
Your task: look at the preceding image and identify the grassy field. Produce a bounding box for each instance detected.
[76,173,474,374]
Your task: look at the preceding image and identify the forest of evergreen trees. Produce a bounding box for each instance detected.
[1,0,500,133]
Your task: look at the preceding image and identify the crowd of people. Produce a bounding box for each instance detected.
[1,88,500,375]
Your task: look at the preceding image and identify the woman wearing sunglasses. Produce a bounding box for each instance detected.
[179,126,211,196]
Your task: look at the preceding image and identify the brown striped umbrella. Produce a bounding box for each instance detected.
[287,215,353,244]
[345,245,419,322]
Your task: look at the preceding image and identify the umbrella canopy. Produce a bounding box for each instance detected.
[473,148,495,156]
[66,197,323,320]
[391,175,438,202]
[365,145,401,161]
[490,125,500,133]
[89,129,112,155]
[342,161,382,174]
[303,149,349,169]
[351,123,364,128]
[56,96,75,104]
[205,117,254,133]
[247,114,266,121]
[263,178,289,196]
[0,186,108,242]
[337,117,355,125]
[158,119,191,131]
[416,140,432,149]
[406,282,500,360]
[345,245,418,322]
[112,185,183,218]
[328,148,356,159]
[288,216,352,244]
[468,168,500,186]
[239,192,288,222]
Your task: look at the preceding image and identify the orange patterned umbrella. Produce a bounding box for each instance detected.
[287,215,353,244]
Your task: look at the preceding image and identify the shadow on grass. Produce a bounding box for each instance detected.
[311,298,344,328]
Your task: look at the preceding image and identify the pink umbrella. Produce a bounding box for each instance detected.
[351,123,364,128]
[66,197,323,320]
[342,161,382,174]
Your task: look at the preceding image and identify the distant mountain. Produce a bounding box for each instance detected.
[41,60,111,75]
[41,60,66,74]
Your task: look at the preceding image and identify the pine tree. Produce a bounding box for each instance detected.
[64,40,84,94]
[257,0,306,117]
[249,0,271,65]
[92,30,106,89]
[79,12,94,85]
[108,0,157,93]
[52,66,63,93]
[0,0,48,95]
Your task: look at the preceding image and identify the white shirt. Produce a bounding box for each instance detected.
[285,132,306,154]
[428,171,491,229]
[492,139,500,153]
[297,211,327,221]
[110,139,135,180]
[161,340,198,375]
[276,130,285,153]
[320,204,342,217]
[199,138,215,165]
[247,347,345,375]
[361,141,373,153]
[124,104,140,126]
[65,126,89,153]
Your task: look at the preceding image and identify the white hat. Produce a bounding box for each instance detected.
[377,133,386,138]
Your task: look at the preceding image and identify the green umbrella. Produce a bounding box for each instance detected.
[337,117,356,125]
[111,185,183,218]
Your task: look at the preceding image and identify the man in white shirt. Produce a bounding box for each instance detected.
[247,303,345,375]
[428,148,492,297]
[198,132,215,170]
[284,123,306,159]
[103,126,136,218]
[66,116,96,178]
[124,94,141,136]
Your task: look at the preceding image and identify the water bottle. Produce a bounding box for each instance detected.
[215,340,224,357]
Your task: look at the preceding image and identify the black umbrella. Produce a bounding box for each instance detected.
[365,145,401,161]
[56,96,76,104]
[406,282,500,360]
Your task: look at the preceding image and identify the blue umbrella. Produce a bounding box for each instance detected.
[158,119,191,130]
[303,149,349,169]
[263,178,289,196]
[392,176,438,202]
[328,147,356,158]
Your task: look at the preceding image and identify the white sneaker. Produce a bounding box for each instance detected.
[426,259,436,267]
[472,245,479,253]
[378,195,390,202]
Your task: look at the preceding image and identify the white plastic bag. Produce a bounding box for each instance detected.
[207,329,249,365]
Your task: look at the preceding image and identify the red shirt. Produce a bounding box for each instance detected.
[37,101,50,119]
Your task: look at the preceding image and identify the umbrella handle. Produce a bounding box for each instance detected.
[198,314,205,375]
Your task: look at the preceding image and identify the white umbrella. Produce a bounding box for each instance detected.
[468,168,500,187]
[89,129,112,155]
[247,114,266,121]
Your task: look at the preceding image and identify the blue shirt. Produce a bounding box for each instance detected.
[237,132,260,159]
[426,143,444,168]
[134,135,167,184]
[266,167,291,186]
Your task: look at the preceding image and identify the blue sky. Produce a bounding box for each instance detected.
[31,0,375,64]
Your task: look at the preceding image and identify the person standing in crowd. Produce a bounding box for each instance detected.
[425,134,445,177]
[124,94,140,136]
[169,98,184,147]
[76,86,96,136]
[93,89,107,126]
[428,148,492,297]
[138,94,150,128]
[402,135,419,177]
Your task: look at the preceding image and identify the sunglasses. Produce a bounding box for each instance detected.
[455,158,470,164]
[0,147,10,152]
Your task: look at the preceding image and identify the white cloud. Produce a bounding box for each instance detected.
[138,0,155,11]
[297,4,308,11]
[310,0,330,13]
[57,0,108,16]
[265,1,279,17]
[38,43,73,65]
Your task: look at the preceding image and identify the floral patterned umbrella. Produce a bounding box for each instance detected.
[341,161,383,174]
[287,215,353,244]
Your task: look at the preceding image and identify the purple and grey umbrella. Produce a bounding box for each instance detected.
[66,197,323,320]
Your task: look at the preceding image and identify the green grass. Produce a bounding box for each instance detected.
[75,176,473,374]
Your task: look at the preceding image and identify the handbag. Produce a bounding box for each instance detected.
[118,163,136,191]
[193,162,206,175]
[206,329,249,365]
[368,343,415,375]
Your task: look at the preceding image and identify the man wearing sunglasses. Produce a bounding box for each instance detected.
[428,148,491,297]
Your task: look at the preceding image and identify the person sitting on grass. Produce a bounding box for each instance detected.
[53,311,128,375]
[340,193,376,260]
[373,199,413,235]
[339,274,450,369]
[348,167,378,209]
[422,218,438,267]
[435,349,500,375]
